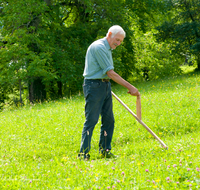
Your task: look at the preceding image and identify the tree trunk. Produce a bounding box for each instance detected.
[57,81,62,98]
[19,79,23,106]
[28,0,52,102]
[29,81,34,103]
[29,78,46,102]
[197,55,200,71]
[44,0,51,6]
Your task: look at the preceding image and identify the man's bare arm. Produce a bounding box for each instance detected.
[107,70,140,96]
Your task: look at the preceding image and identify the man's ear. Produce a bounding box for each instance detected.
[108,32,113,38]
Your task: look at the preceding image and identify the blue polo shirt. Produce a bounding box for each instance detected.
[83,37,114,79]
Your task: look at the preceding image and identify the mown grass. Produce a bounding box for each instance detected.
[0,70,200,189]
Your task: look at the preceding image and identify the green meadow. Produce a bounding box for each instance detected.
[0,69,200,189]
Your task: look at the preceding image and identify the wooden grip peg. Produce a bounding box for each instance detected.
[136,95,141,120]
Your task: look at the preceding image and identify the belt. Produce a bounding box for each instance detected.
[100,79,110,82]
[85,79,110,82]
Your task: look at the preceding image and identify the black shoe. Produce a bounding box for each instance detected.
[100,150,116,158]
[78,153,90,161]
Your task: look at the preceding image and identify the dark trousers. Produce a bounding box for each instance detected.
[79,79,115,154]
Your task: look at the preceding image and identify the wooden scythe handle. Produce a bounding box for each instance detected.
[111,91,168,149]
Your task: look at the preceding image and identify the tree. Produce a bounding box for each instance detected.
[2,0,190,108]
[0,0,53,103]
[0,0,138,105]
[155,0,200,70]
[134,30,182,81]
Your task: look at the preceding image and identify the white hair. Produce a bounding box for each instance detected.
[106,25,126,38]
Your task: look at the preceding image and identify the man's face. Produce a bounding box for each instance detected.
[107,32,124,50]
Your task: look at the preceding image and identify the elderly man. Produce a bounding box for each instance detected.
[79,25,140,160]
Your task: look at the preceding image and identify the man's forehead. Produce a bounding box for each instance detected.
[114,33,124,40]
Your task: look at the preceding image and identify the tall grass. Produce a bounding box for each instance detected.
[0,70,199,189]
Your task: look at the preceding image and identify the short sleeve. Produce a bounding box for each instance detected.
[93,45,114,74]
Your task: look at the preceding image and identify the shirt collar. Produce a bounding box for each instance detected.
[103,37,112,51]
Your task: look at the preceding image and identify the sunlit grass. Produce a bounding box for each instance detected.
[0,71,199,189]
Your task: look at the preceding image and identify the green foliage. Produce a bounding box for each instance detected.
[133,30,182,81]
[1,0,198,107]
[155,0,200,70]
[0,0,139,105]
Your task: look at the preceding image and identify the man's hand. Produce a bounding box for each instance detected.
[127,85,140,96]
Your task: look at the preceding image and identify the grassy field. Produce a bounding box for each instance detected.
[0,70,200,189]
